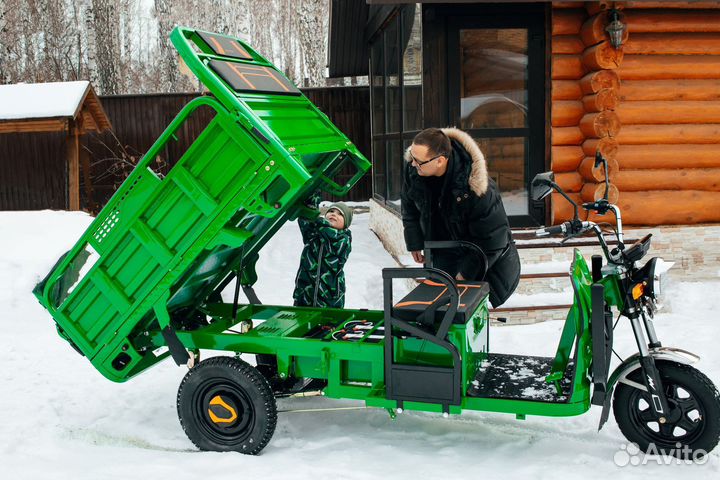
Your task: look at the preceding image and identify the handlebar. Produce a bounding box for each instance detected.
[535,220,593,237]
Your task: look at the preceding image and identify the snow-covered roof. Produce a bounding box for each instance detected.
[0,81,112,133]
[0,81,92,120]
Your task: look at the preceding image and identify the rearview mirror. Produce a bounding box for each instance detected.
[531,172,555,201]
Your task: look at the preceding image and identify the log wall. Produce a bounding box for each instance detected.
[551,4,621,223]
[551,2,720,226]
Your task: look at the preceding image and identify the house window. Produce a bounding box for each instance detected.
[370,5,423,211]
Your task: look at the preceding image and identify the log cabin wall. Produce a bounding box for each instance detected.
[551,1,720,226]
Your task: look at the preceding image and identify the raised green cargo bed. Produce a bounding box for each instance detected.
[33,26,370,382]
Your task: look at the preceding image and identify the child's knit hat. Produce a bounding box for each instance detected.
[327,202,353,228]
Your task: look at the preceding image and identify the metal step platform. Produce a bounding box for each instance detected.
[467,353,572,403]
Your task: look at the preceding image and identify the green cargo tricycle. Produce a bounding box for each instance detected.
[34,27,719,458]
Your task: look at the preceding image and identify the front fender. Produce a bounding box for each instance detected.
[597,347,700,430]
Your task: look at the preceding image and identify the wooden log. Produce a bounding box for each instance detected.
[616,101,720,125]
[67,129,80,211]
[616,124,720,145]
[619,55,720,80]
[579,70,620,94]
[552,192,586,224]
[585,2,612,16]
[551,146,585,172]
[552,35,585,54]
[582,42,624,70]
[552,126,585,145]
[624,2,720,9]
[555,172,584,192]
[624,11,720,33]
[614,168,720,191]
[582,138,619,159]
[624,33,720,55]
[618,191,720,225]
[552,55,585,79]
[552,10,586,36]
[578,156,619,182]
[582,88,619,112]
[579,111,621,138]
[552,100,585,127]
[619,79,720,102]
[552,80,583,100]
[581,182,620,203]
[616,144,720,169]
[553,2,586,9]
[580,12,629,47]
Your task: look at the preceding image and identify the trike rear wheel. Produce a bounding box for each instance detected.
[613,361,720,459]
[177,356,277,455]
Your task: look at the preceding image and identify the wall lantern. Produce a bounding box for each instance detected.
[605,9,626,49]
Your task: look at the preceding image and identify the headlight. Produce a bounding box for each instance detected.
[652,258,674,310]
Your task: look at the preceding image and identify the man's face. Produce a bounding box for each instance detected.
[409,144,447,177]
[325,208,345,230]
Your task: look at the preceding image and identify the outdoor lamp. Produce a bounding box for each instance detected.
[605,9,626,49]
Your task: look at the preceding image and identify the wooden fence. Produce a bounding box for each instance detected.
[0,86,371,211]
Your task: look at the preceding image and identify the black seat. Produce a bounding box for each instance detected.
[392,280,490,325]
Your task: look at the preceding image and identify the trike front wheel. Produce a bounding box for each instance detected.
[613,360,720,459]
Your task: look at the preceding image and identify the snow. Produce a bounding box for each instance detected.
[0,81,90,120]
[1,210,719,479]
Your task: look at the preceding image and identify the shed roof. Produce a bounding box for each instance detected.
[0,81,112,134]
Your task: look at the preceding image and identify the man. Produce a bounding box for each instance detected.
[401,127,521,307]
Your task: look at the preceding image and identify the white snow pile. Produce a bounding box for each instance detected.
[0,81,90,120]
[1,210,719,479]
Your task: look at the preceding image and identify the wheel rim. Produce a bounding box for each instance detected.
[627,380,706,447]
[192,378,256,446]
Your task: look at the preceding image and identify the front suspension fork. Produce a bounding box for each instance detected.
[627,305,671,420]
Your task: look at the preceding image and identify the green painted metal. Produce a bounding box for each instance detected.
[33,26,627,427]
[33,26,370,383]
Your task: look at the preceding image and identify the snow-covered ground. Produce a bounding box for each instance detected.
[1,210,719,479]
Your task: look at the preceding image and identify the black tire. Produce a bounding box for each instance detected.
[613,360,720,459]
[177,356,277,455]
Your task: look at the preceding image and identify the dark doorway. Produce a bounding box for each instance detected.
[446,5,547,227]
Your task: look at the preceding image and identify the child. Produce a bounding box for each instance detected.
[292,198,353,308]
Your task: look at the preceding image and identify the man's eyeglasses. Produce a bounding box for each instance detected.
[409,152,447,167]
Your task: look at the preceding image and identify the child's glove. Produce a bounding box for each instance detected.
[303,191,322,209]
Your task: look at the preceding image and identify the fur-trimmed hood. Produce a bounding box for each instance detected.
[404,127,489,196]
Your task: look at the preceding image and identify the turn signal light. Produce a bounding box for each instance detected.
[632,282,646,300]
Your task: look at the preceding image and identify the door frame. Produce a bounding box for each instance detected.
[444,5,547,227]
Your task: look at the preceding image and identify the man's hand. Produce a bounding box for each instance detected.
[411,250,425,264]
